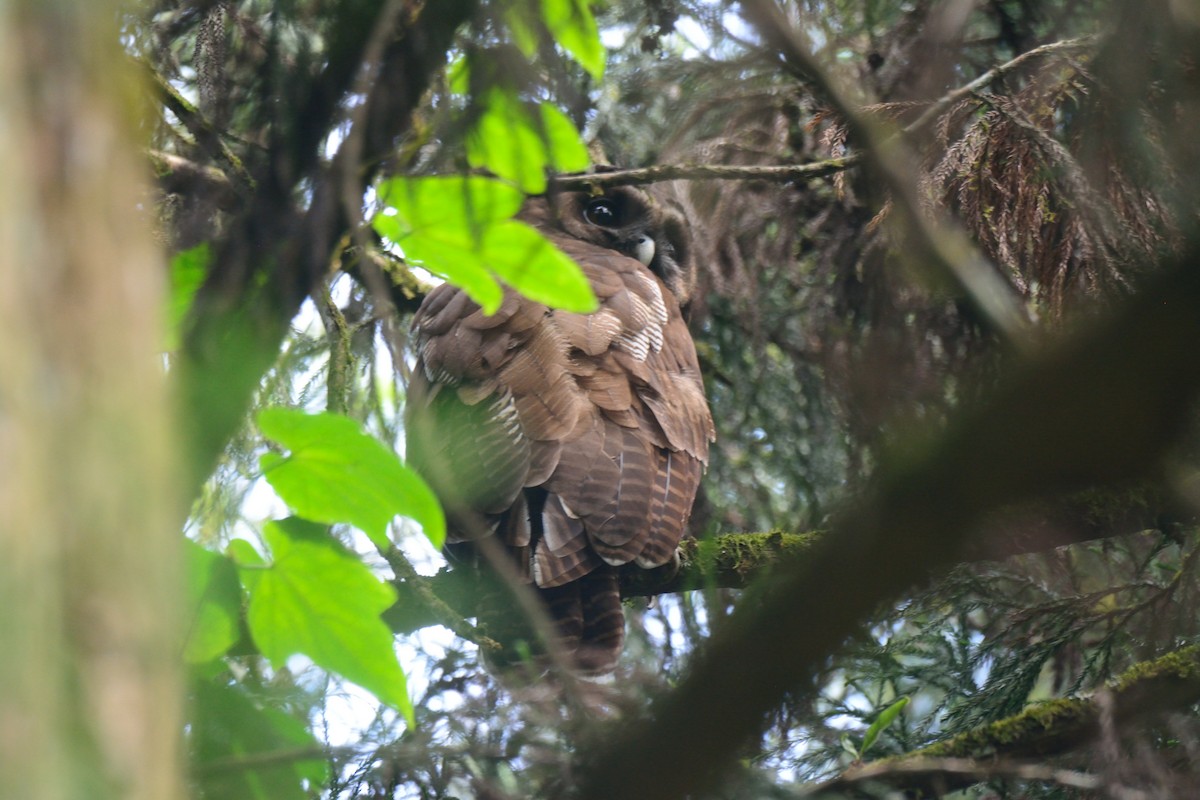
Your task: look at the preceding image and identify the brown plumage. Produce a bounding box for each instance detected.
[405,183,714,674]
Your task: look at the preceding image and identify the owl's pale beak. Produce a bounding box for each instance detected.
[631,234,656,266]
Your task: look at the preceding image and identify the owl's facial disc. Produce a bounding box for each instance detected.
[631,234,656,266]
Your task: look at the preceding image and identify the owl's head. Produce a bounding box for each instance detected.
[529,183,698,305]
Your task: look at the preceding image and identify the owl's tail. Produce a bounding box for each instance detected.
[474,565,626,676]
[541,568,625,675]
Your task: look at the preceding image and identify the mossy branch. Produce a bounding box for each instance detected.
[817,646,1200,797]
[382,532,822,636]
[147,149,242,211]
[383,495,1172,638]
[144,65,254,188]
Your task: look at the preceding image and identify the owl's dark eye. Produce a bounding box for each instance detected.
[584,198,619,227]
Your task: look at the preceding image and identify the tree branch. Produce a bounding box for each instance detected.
[383,545,502,652]
[385,485,1175,638]
[815,646,1200,797]
[740,0,1033,348]
[148,149,241,212]
[902,35,1095,135]
[383,532,822,635]
[144,64,253,188]
[811,758,1123,798]
[551,159,859,189]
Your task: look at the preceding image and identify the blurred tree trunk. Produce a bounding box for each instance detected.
[0,4,183,800]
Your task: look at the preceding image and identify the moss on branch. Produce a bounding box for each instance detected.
[383,531,821,635]
[819,646,1200,797]
[383,487,1175,639]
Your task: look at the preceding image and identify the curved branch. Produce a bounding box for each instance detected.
[385,488,1173,638]
[384,532,822,636]
[740,0,1033,348]
[148,149,241,211]
[816,646,1200,797]
[812,758,1118,798]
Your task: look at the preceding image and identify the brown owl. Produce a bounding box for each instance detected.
[405,182,714,674]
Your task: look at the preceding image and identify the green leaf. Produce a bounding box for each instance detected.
[183,539,242,663]
[467,90,549,193]
[258,408,445,550]
[378,174,523,231]
[375,211,504,313]
[374,176,525,313]
[166,243,210,351]
[483,221,597,312]
[373,174,597,313]
[861,696,909,756]
[238,518,415,725]
[227,538,267,568]
[446,53,470,95]
[466,90,589,193]
[190,679,330,800]
[540,0,605,80]
[840,733,860,761]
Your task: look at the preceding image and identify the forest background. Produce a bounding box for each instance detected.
[5,0,1200,798]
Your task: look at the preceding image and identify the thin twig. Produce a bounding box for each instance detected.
[904,35,1096,134]
[552,159,860,189]
[194,745,354,776]
[382,544,503,653]
[808,757,1147,799]
[317,277,352,416]
[551,35,1096,193]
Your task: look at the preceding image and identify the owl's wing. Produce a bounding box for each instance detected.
[406,283,583,537]
[406,223,714,676]
[406,237,713,589]
[542,236,714,577]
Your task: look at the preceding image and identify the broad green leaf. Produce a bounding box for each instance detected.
[467,90,551,193]
[191,679,330,800]
[482,221,596,312]
[861,696,909,755]
[374,176,525,312]
[183,539,242,663]
[227,537,266,568]
[377,175,523,231]
[466,90,589,193]
[373,174,597,313]
[238,518,414,725]
[166,243,210,350]
[540,0,605,80]
[375,211,504,313]
[446,53,470,95]
[258,408,445,550]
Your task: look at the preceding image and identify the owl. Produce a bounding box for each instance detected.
[405,181,714,674]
